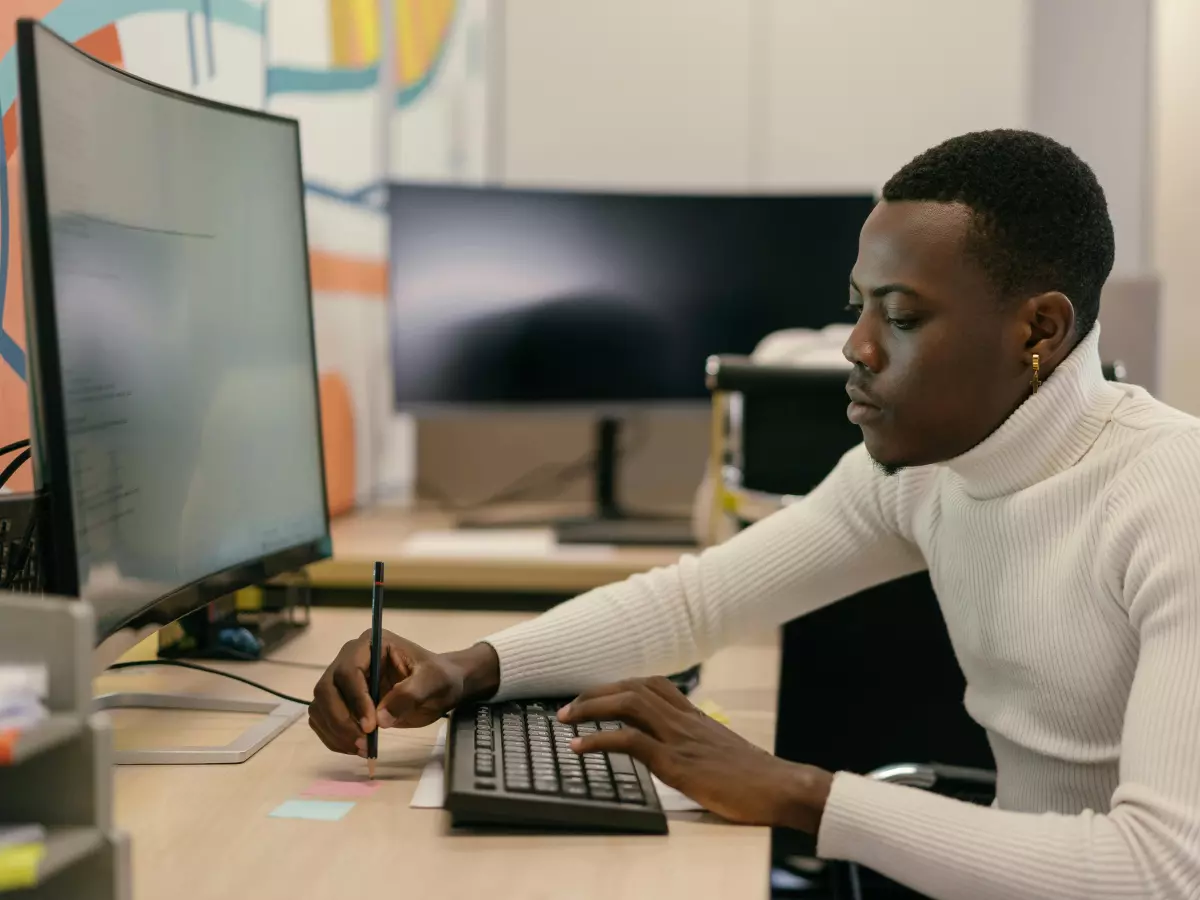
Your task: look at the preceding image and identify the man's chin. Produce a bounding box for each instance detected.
[862,434,906,477]
[871,457,904,477]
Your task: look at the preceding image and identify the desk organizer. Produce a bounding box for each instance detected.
[0,591,130,899]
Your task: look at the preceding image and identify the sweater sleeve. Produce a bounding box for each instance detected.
[816,431,1200,900]
[485,443,927,699]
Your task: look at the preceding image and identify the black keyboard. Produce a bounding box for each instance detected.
[445,699,667,834]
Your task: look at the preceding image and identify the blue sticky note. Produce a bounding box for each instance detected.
[268,799,355,822]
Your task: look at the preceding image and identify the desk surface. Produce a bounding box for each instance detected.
[101,608,779,900]
[308,503,689,594]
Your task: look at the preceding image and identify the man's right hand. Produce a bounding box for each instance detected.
[308,630,500,756]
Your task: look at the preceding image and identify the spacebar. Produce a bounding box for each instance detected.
[608,753,635,775]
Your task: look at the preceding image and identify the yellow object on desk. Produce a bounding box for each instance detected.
[697,699,731,725]
[0,842,45,891]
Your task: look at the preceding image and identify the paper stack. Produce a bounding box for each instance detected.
[0,664,49,732]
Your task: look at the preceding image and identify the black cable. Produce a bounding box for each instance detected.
[0,439,30,457]
[198,648,327,670]
[0,448,31,490]
[106,658,311,705]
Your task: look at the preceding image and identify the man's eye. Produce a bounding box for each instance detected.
[888,317,918,331]
[844,303,863,320]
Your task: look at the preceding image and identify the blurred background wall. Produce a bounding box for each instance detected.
[4,0,1190,515]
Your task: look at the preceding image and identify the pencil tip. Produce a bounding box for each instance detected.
[368,758,376,780]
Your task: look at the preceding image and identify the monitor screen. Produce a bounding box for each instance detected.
[18,21,330,639]
[388,183,874,409]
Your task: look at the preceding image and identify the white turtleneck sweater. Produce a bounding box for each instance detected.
[485,325,1200,900]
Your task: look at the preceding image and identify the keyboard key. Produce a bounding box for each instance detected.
[599,721,621,731]
[534,779,559,794]
[589,784,616,801]
[562,780,588,797]
[617,783,645,804]
[613,773,639,785]
[608,753,635,775]
[475,780,496,790]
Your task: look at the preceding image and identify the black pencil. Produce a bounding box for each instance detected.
[367,561,384,779]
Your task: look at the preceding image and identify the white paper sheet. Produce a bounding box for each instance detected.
[409,723,448,809]
[409,722,704,813]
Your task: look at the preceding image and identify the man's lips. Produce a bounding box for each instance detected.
[846,383,884,425]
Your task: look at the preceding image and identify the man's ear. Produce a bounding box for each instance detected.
[1020,291,1075,364]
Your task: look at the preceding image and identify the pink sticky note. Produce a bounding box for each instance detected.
[301,779,382,799]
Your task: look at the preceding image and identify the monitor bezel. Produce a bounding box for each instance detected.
[16,18,333,641]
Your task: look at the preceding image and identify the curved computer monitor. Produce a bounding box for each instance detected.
[17,20,332,645]
[388,183,876,410]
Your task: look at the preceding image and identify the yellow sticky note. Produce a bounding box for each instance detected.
[235,586,263,612]
[696,699,730,726]
[0,842,45,891]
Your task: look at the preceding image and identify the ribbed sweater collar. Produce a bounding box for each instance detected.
[943,326,1123,499]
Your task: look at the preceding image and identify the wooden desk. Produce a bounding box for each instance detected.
[306,504,689,598]
[101,608,780,900]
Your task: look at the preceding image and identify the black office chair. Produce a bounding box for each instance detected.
[704,354,1126,899]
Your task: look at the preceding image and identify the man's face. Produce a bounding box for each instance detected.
[843,200,1031,471]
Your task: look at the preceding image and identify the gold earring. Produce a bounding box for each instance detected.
[1031,354,1040,394]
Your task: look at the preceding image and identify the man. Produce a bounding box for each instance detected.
[309,130,1200,899]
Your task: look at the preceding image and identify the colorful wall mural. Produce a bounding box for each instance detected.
[0,0,488,510]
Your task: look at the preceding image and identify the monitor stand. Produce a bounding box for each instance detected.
[93,691,305,765]
[91,628,305,765]
[458,416,697,547]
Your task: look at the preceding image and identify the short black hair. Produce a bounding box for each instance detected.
[882,129,1114,339]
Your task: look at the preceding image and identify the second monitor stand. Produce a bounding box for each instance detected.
[458,417,697,547]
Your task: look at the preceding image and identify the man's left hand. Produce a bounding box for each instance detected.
[558,676,832,832]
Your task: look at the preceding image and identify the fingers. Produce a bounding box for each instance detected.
[559,686,673,739]
[571,725,662,768]
[377,663,451,727]
[308,692,367,755]
[640,676,696,712]
[310,669,363,753]
[333,664,375,733]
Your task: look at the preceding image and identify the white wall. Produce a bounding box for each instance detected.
[762,0,1030,191]
[501,0,755,190]
[1030,0,1152,276]
[1152,0,1200,413]
[501,0,1031,191]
